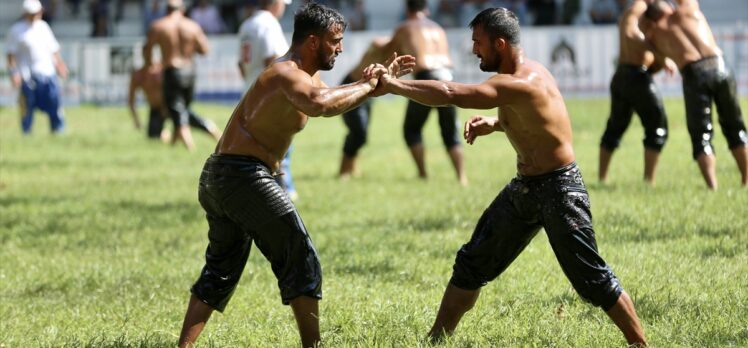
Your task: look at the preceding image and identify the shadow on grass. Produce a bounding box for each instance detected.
[327,259,396,278]
[699,238,746,259]
[47,332,176,348]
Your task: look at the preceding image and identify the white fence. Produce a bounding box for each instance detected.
[1,24,747,106]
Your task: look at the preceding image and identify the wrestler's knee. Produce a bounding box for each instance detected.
[724,128,748,149]
[572,274,623,311]
[441,129,461,149]
[278,251,322,305]
[350,127,368,147]
[643,127,668,151]
[271,214,323,305]
[449,253,489,295]
[190,269,241,313]
[600,132,622,151]
[404,129,422,146]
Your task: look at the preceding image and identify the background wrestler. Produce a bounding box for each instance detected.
[643,0,748,189]
[128,61,221,142]
[382,0,468,185]
[338,37,390,178]
[142,0,210,151]
[598,0,674,184]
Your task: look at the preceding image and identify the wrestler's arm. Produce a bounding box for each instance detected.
[281,55,414,117]
[142,28,156,67]
[383,77,503,110]
[625,4,673,74]
[649,51,676,75]
[637,17,674,72]
[279,69,378,117]
[127,71,141,129]
[195,26,210,55]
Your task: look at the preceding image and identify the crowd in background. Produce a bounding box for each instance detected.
[436,0,629,27]
[28,0,632,38]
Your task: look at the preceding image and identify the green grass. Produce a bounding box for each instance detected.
[1,97,747,347]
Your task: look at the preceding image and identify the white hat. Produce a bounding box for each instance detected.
[22,0,43,14]
[284,0,292,4]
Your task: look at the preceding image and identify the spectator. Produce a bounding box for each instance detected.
[6,0,69,135]
[66,0,82,17]
[90,0,111,37]
[41,0,58,24]
[589,0,620,24]
[562,0,580,24]
[436,0,460,28]
[144,0,166,34]
[343,0,368,31]
[189,0,226,34]
[528,0,557,26]
[498,0,528,25]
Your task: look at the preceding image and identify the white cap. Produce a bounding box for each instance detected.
[284,0,292,4]
[22,0,43,14]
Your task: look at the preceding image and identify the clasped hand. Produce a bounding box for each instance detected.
[361,52,415,96]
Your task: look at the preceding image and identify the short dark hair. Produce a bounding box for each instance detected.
[406,0,427,12]
[291,2,347,45]
[469,7,520,46]
[644,0,672,20]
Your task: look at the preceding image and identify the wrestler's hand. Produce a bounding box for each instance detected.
[464,115,499,145]
[362,63,387,89]
[370,53,415,97]
[384,52,416,79]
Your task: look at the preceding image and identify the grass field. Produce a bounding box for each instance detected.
[1,97,747,347]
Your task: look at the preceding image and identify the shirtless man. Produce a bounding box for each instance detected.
[384,0,467,185]
[127,61,221,142]
[374,8,647,346]
[643,0,748,189]
[237,0,299,201]
[599,0,674,184]
[338,37,390,178]
[177,3,414,347]
[142,0,210,152]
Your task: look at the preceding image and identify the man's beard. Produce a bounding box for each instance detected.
[318,49,336,71]
[479,53,500,72]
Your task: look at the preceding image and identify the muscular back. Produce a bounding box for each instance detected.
[493,60,575,175]
[618,0,655,67]
[390,17,452,72]
[148,11,209,68]
[217,60,314,172]
[647,0,721,69]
